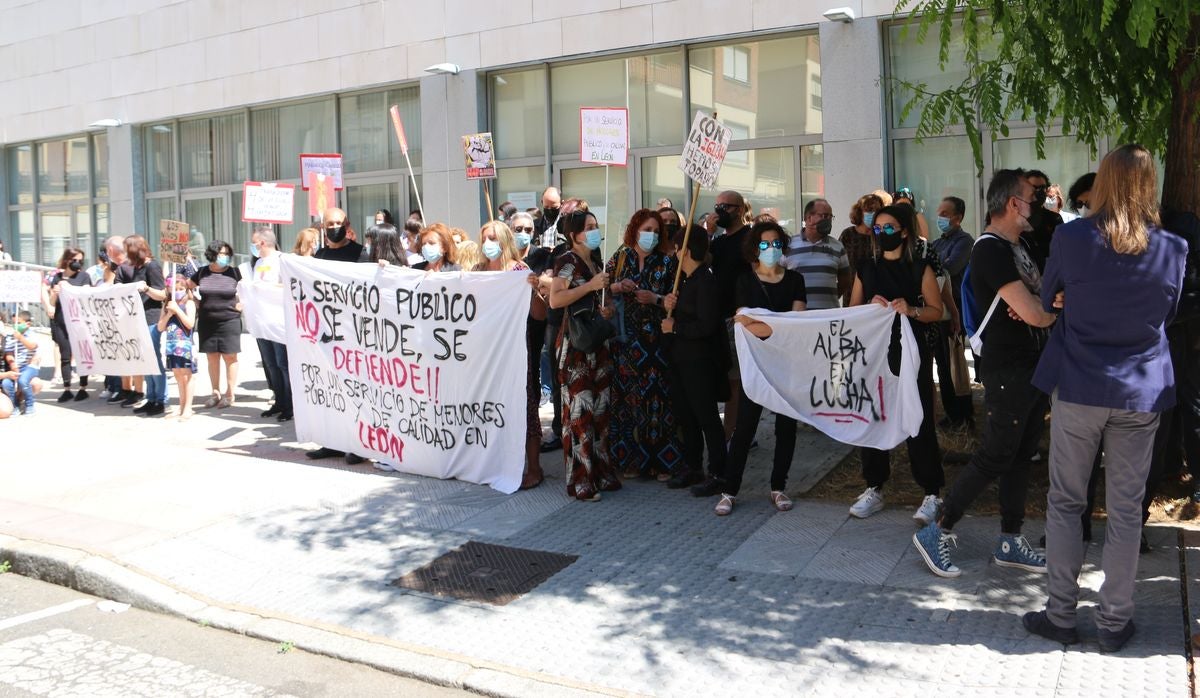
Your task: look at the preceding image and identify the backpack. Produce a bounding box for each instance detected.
[960,233,1005,356]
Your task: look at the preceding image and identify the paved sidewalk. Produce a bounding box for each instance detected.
[0,344,1193,697]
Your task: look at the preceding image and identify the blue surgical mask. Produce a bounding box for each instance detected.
[758,248,782,267]
[421,243,443,264]
[249,243,258,258]
[584,229,602,250]
[936,216,952,234]
[637,231,659,252]
[216,254,230,267]
[515,232,532,249]
[863,212,876,228]
[482,240,502,260]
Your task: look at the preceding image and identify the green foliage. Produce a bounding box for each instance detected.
[893,0,1199,171]
[0,560,10,574]
[276,640,295,654]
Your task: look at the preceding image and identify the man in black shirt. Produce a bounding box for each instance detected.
[707,190,751,438]
[1022,170,1064,271]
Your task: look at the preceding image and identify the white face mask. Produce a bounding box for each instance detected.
[1043,196,1059,210]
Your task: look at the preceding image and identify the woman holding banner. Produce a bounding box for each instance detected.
[413,224,460,272]
[550,207,619,501]
[117,236,169,416]
[193,240,243,409]
[43,246,95,402]
[846,204,945,524]
[367,224,411,268]
[605,209,685,484]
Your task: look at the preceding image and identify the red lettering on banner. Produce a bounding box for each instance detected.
[358,421,405,462]
[331,347,438,400]
[294,301,320,343]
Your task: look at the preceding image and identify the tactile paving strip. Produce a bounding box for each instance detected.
[391,540,577,605]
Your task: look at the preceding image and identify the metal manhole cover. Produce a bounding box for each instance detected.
[391,541,577,605]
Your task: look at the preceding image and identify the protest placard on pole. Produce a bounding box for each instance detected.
[390,105,426,223]
[0,270,42,303]
[58,283,160,376]
[242,182,296,224]
[669,111,729,310]
[299,154,344,190]
[280,255,530,493]
[306,172,335,218]
[463,132,498,222]
[579,107,629,167]
[159,219,190,264]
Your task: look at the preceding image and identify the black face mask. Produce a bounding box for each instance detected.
[877,233,904,252]
[543,207,559,224]
[68,260,83,272]
[325,224,347,243]
[715,210,736,229]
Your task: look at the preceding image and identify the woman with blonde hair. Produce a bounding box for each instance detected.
[1023,145,1188,653]
[293,227,320,257]
[477,220,524,272]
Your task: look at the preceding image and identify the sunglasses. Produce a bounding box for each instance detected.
[872,224,901,236]
[758,239,783,250]
[512,225,534,233]
[714,202,740,212]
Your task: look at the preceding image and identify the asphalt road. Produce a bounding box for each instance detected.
[0,573,468,697]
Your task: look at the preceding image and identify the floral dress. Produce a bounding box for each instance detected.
[555,251,619,499]
[604,246,682,477]
[163,307,196,372]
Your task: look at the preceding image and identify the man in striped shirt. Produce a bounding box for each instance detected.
[783,198,850,309]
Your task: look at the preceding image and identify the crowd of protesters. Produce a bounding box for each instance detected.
[3,145,1197,653]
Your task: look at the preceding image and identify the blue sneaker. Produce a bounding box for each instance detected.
[912,522,961,578]
[993,534,1046,573]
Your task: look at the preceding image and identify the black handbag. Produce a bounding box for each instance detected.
[567,294,615,353]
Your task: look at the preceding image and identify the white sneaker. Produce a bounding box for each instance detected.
[372,462,396,472]
[131,398,149,409]
[849,487,884,518]
[98,390,113,400]
[913,495,941,526]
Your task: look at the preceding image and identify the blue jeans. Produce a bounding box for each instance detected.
[2,365,38,412]
[145,323,168,404]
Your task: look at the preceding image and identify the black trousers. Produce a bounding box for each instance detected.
[722,385,797,496]
[669,358,726,478]
[50,324,86,388]
[941,360,1049,533]
[932,321,973,422]
[861,345,944,496]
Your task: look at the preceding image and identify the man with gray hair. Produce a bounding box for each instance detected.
[91,235,127,401]
[913,168,1058,579]
[249,225,291,421]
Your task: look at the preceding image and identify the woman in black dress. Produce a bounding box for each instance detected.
[42,246,94,402]
[192,240,242,409]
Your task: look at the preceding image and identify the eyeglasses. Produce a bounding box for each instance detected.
[872,224,900,236]
[512,225,534,233]
[714,202,740,212]
[810,212,834,221]
[758,239,784,250]
[325,221,345,227]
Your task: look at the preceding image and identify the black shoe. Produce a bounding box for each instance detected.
[107,390,128,404]
[306,447,344,459]
[690,476,725,498]
[261,405,282,418]
[141,402,165,416]
[73,389,89,401]
[133,400,153,414]
[1097,619,1136,652]
[57,390,75,403]
[344,453,365,465]
[1139,534,1152,554]
[539,438,562,453]
[277,411,293,422]
[666,470,703,489]
[120,391,144,407]
[1022,611,1079,645]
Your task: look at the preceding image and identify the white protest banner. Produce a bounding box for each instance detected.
[238,279,286,344]
[58,283,159,376]
[242,182,295,224]
[281,255,530,493]
[299,153,344,190]
[0,270,42,302]
[159,219,190,264]
[579,107,629,166]
[735,304,923,450]
[678,111,732,189]
[462,132,496,180]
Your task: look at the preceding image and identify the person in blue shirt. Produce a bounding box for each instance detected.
[1022,144,1187,653]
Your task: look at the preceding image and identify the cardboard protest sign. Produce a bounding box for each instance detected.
[281,255,529,493]
[579,107,629,166]
[735,304,922,450]
[238,279,286,344]
[0,270,42,303]
[299,153,343,190]
[307,172,335,218]
[159,219,190,264]
[462,132,496,180]
[242,182,295,224]
[57,283,160,376]
[678,111,732,189]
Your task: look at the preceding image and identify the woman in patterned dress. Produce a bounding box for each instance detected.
[549,208,619,501]
[605,209,685,484]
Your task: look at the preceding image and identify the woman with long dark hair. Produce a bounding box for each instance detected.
[42,246,94,402]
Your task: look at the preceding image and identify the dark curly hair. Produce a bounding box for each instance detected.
[742,215,791,264]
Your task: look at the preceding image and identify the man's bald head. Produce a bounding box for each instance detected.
[541,187,561,210]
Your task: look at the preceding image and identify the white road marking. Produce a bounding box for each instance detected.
[0,599,94,631]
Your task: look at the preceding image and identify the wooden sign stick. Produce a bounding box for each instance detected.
[668,110,717,319]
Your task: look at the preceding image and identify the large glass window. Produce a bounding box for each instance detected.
[37,137,89,203]
[491,69,547,160]
[144,123,176,192]
[551,51,685,155]
[345,182,403,235]
[39,209,72,263]
[561,166,630,248]
[251,99,336,181]
[180,113,247,189]
[691,147,800,229]
[690,35,822,138]
[11,210,34,262]
[887,22,974,129]
[340,86,422,173]
[894,136,978,237]
[146,198,178,252]
[992,136,1094,202]
[7,144,33,205]
[92,133,109,199]
[496,166,545,215]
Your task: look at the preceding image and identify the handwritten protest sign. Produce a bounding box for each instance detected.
[0,270,42,302]
[238,279,286,344]
[281,255,529,492]
[735,304,923,450]
[307,172,335,218]
[299,154,343,190]
[579,107,629,166]
[242,182,295,224]
[462,132,496,180]
[57,283,159,376]
[678,111,732,189]
[159,219,190,264]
